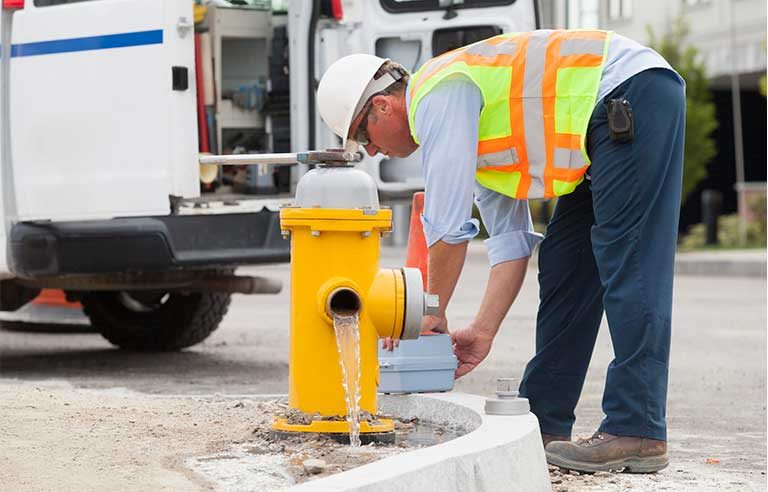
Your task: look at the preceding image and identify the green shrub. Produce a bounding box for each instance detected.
[747,194,767,232]
[680,213,767,251]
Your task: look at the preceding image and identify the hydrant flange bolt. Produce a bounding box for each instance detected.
[424,294,439,316]
[311,230,321,237]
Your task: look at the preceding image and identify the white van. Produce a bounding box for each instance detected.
[0,0,537,350]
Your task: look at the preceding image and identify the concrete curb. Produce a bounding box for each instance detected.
[674,250,767,278]
[389,243,766,278]
[291,392,551,492]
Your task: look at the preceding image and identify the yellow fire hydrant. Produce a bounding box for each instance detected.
[274,159,437,440]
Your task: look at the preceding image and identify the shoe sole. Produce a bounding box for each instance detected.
[546,451,669,474]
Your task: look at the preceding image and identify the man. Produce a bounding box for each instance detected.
[316,30,684,473]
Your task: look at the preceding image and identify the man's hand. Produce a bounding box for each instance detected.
[381,337,399,351]
[452,257,529,378]
[452,325,494,378]
[422,314,448,333]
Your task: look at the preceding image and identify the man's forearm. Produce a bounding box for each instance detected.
[427,240,469,318]
[473,257,529,338]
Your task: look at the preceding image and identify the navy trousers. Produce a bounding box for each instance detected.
[519,68,685,441]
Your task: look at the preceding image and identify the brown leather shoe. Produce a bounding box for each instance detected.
[546,432,668,473]
[542,433,570,449]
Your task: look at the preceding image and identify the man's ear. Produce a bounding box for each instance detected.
[370,94,390,114]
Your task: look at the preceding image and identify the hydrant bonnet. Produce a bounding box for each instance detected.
[294,166,379,209]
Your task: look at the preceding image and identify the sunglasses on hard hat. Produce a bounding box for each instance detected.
[349,99,374,146]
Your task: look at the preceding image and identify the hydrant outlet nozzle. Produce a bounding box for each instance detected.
[326,287,361,318]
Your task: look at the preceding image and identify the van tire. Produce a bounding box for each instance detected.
[80,291,231,351]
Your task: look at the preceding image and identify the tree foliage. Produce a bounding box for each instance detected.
[647,17,718,201]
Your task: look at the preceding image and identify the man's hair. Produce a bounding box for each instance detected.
[358,61,410,127]
[371,60,410,97]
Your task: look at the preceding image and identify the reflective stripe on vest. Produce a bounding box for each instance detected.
[408,30,612,199]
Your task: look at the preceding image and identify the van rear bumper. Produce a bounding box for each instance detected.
[9,210,289,279]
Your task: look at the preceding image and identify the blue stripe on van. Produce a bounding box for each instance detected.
[11,29,163,58]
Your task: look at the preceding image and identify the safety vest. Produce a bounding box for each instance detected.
[408,30,612,199]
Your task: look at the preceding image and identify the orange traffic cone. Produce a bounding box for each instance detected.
[33,289,81,308]
[404,192,443,338]
[405,192,428,289]
[0,288,88,329]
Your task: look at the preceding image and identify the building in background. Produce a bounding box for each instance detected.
[539,0,767,231]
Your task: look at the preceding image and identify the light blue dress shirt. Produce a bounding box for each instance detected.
[405,33,678,268]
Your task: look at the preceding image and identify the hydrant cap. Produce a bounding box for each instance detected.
[295,167,379,209]
[401,267,429,340]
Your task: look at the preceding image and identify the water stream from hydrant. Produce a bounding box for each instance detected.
[332,313,362,447]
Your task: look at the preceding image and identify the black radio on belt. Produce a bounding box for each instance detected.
[607,98,634,143]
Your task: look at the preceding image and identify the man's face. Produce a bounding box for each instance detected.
[347,94,418,158]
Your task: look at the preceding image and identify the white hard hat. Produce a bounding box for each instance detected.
[317,54,396,151]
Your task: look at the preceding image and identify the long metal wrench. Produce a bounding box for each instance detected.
[199,150,361,166]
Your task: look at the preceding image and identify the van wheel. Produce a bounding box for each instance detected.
[80,290,231,351]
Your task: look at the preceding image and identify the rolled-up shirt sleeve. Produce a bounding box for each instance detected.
[413,78,483,247]
[475,183,543,267]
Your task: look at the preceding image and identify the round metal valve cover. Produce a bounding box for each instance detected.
[401,267,433,340]
[294,166,379,209]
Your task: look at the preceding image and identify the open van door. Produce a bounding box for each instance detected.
[294,0,539,243]
[9,0,198,222]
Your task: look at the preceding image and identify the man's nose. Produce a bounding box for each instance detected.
[363,143,379,157]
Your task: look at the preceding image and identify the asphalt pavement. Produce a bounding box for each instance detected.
[0,243,765,490]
